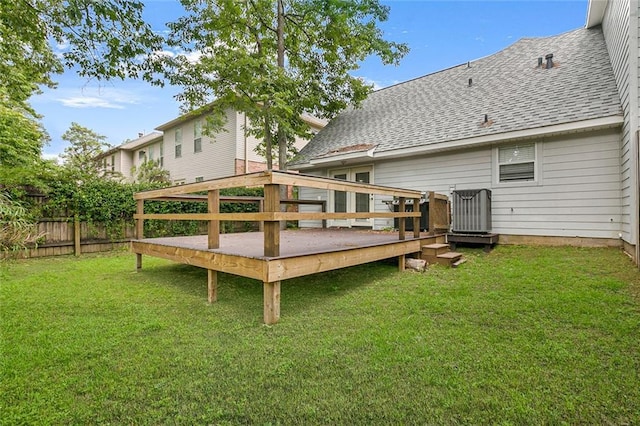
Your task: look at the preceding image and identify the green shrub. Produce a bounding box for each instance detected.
[0,192,44,253]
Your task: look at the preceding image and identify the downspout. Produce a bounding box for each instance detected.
[244,113,249,174]
[636,130,639,266]
[632,0,640,266]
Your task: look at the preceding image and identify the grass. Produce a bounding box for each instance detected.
[1,245,639,424]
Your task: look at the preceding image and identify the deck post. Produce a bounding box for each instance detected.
[398,197,406,240]
[136,199,144,239]
[428,192,436,235]
[263,281,281,324]
[258,199,264,232]
[208,189,220,249]
[208,269,218,303]
[136,199,144,270]
[398,254,406,271]
[264,184,280,257]
[413,197,421,238]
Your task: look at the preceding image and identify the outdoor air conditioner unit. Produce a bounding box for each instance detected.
[452,189,492,233]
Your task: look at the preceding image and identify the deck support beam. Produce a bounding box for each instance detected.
[136,200,144,239]
[208,189,220,249]
[136,253,142,271]
[398,254,406,271]
[263,281,281,324]
[208,269,218,303]
[264,184,280,257]
[413,197,421,238]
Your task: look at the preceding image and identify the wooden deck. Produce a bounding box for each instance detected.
[133,229,442,282]
[131,171,450,324]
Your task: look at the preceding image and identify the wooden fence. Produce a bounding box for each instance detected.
[3,218,136,259]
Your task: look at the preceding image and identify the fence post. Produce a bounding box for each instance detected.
[74,215,81,256]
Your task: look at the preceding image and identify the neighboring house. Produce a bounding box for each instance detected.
[98,132,164,182]
[155,108,325,185]
[291,0,640,262]
[99,109,325,184]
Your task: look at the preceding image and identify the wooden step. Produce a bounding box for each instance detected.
[434,251,463,266]
[421,243,450,257]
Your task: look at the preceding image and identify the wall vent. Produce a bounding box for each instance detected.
[452,189,492,233]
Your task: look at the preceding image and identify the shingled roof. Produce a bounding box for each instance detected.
[292,26,622,167]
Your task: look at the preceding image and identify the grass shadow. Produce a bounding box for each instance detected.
[134,257,400,321]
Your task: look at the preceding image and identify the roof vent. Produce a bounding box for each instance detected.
[537,57,543,67]
[468,78,473,87]
[138,132,144,138]
[480,114,493,128]
[545,53,554,69]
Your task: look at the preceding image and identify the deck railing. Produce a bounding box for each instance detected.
[133,170,449,257]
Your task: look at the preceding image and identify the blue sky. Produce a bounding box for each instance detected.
[33,0,589,159]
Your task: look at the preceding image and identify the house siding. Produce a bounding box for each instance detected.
[491,129,622,239]
[118,150,133,181]
[233,112,314,170]
[602,0,636,244]
[299,129,622,240]
[373,148,492,230]
[298,170,328,228]
[234,112,267,165]
[163,110,237,183]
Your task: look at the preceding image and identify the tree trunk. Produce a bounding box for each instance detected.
[263,110,273,170]
[276,0,288,230]
[276,0,287,173]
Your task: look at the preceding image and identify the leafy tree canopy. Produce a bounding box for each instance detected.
[0,0,161,175]
[159,0,408,169]
[60,122,110,181]
[132,160,171,184]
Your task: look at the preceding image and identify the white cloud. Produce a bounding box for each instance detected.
[42,153,62,164]
[183,50,202,63]
[56,88,141,109]
[58,96,125,109]
[358,77,385,91]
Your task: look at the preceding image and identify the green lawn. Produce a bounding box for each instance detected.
[1,246,639,424]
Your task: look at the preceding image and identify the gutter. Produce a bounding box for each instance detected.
[585,0,607,28]
[292,115,624,170]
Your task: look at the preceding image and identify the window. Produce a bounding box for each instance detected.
[110,155,115,172]
[333,173,347,213]
[498,143,535,182]
[148,145,154,161]
[175,128,183,158]
[174,179,186,186]
[159,143,164,167]
[138,150,146,162]
[195,176,204,183]
[194,120,202,153]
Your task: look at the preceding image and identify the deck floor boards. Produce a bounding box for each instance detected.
[138,228,429,260]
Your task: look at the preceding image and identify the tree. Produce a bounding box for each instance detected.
[160,0,408,170]
[0,0,161,175]
[131,160,171,184]
[60,122,109,180]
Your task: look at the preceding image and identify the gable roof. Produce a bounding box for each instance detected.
[155,105,327,131]
[292,26,622,167]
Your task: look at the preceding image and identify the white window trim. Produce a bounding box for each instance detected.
[175,128,183,159]
[194,120,202,153]
[492,142,543,187]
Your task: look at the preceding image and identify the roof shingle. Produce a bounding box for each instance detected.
[293,26,621,165]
